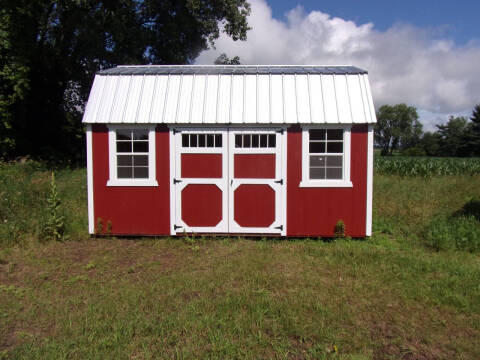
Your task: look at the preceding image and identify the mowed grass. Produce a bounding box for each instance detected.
[0,162,479,359]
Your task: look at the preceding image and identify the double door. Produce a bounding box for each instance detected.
[171,127,286,235]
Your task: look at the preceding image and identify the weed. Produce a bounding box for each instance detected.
[424,215,480,253]
[334,220,346,238]
[41,172,65,242]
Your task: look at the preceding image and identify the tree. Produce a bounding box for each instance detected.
[374,104,422,156]
[436,116,470,157]
[214,53,241,64]
[466,104,480,156]
[0,0,251,160]
[419,131,442,156]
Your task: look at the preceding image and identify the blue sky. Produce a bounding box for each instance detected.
[198,0,480,129]
[271,0,479,45]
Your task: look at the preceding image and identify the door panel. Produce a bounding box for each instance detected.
[228,129,285,234]
[173,129,228,233]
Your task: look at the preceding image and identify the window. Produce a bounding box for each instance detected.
[182,133,222,148]
[300,126,352,187]
[107,126,158,186]
[235,133,276,148]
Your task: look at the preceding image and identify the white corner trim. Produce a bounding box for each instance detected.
[169,128,176,235]
[366,124,374,236]
[107,124,158,187]
[299,180,353,188]
[86,125,94,234]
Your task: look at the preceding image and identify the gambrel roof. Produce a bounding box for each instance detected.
[82,65,377,124]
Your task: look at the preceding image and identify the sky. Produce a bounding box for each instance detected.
[196,0,480,130]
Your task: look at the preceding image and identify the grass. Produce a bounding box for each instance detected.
[0,161,480,359]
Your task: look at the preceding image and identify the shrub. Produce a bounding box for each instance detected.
[424,215,480,253]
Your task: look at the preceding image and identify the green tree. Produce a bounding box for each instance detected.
[0,0,251,160]
[467,104,480,156]
[214,53,241,64]
[419,131,442,156]
[436,116,470,157]
[374,104,422,156]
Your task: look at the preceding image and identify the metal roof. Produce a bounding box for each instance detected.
[83,65,376,124]
[98,65,368,76]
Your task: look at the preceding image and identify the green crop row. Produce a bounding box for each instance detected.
[374,156,480,176]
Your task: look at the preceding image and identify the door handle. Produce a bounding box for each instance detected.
[230,179,233,186]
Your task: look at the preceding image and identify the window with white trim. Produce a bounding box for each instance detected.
[300,126,352,188]
[107,126,158,187]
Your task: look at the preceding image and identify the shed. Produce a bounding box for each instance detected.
[83,65,376,237]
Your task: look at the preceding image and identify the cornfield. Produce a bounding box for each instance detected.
[374,156,480,176]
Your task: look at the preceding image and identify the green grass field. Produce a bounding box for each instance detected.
[0,161,479,359]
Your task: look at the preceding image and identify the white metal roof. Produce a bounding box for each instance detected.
[82,65,377,124]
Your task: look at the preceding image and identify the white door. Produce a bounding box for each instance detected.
[171,127,286,235]
[228,128,286,234]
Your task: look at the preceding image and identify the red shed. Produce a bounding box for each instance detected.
[83,65,376,237]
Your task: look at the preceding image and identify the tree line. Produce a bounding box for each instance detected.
[375,104,480,157]
[0,0,250,162]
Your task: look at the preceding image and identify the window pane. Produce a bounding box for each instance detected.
[215,134,222,147]
[235,134,242,148]
[133,141,148,152]
[252,134,259,147]
[190,134,198,147]
[310,155,326,167]
[133,167,148,178]
[133,129,148,140]
[117,141,132,153]
[207,134,214,147]
[199,134,206,147]
[309,141,326,153]
[260,134,268,147]
[117,129,132,141]
[326,155,342,167]
[182,134,189,147]
[243,134,251,147]
[268,134,276,147]
[310,129,326,140]
[327,142,343,153]
[310,167,325,179]
[118,155,132,166]
[133,155,148,166]
[327,129,343,140]
[118,167,132,178]
[326,167,342,179]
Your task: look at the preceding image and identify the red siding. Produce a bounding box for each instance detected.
[92,124,170,235]
[234,154,276,179]
[181,154,222,178]
[181,184,222,227]
[286,125,368,237]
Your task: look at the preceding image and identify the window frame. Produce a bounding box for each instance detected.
[299,125,353,188]
[107,124,158,187]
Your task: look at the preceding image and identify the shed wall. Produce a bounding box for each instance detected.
[92,124,171,235]
[90,124,368,237]
[286,124,368,237]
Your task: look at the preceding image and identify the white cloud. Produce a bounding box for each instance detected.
[197,0,480,127]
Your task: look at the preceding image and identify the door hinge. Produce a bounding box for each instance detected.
[174,224,183,230]
[173,178,182,184]
[276,128,284,134]
[274,179,283,185]
[173,129,181,134]
[274,225,283,231]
